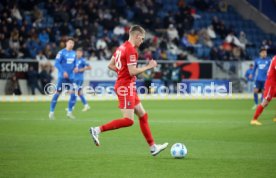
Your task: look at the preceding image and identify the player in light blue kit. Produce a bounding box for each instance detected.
[73,48,91,111]
[49,37,77,119]
[251,47,271,109]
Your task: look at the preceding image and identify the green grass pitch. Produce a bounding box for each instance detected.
[0,99,276,178]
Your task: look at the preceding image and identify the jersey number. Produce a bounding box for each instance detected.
[115,50,122,70]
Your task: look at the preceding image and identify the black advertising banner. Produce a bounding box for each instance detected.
[137,61,213,80]
[179,62,213,79]
[0,60,39,79]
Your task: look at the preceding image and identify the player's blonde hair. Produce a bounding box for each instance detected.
[129,25,145,35]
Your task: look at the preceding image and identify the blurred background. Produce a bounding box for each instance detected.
[0,0,276,96]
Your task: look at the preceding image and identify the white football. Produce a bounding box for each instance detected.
[170,143,187,158]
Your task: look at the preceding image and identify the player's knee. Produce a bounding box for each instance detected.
[261,100,269,107]
[124,118,134,126]
[78,91,82,96]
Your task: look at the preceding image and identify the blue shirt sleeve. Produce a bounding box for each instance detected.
[73,56,77,69]
[245,70,249,79]
[252,60,257,79]
[54,51,64,74]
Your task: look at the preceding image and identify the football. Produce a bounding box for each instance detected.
[170,143,188,158]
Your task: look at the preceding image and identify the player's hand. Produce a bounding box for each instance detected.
[74,68,79,73]
[249,74,252,79]
[148,59,157,69]
[63,72,69,78]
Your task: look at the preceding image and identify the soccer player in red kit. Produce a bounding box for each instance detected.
[251,55,276,125]
[89,25,168,156]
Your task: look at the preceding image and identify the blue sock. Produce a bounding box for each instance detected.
[254,93,258,105]
[79,94,87,105]
[50,93,60,112]
[68,93,77,112]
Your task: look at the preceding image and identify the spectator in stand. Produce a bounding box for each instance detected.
[245,64,254,93]
[36,50,48,64]
[218,0,228,12]
[44,44,55,59]
[199,28,213,48]
[11,4,22,21]
[9,28,20,57]
[187,30,199,46]
[225,31,245,49]
[167,24,179,44]
[212,16,221,35]
[239,31,249,48]
[96,37,107,51]
[113,24,125,37]
[40,64,53,95]
[207,25,216,39]
[27,66,43,95]
[180,33,193,53]
[5,75,22,95]
[38,29,50,47]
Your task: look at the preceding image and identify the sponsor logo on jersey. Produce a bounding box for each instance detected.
[127,101,131,106]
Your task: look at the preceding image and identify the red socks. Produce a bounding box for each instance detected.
[253,105,264,120]
[99,113,155,147]
[100,118,133,132]
[139,113,155,146]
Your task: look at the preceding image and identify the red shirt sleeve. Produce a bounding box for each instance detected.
[126,47,138,66]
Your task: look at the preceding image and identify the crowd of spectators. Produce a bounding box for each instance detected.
[0,0,275,62]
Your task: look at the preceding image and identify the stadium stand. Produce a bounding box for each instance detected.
[0,0,276,61]
[247,0,276,22]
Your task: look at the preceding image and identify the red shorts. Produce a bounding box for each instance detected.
[115,84,141,109]
[263,81,276,102]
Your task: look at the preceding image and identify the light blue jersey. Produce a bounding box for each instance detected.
[245,68,254,82]
[74,57,90,81]
[253,57,271,82]
[55,48,76,80]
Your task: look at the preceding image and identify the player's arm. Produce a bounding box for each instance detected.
[252,60,257,79]
[73,56,79,73]
[245,70,249,79]
[54,51,68,78]
[108,56,117,72]
[78,66,92,72]
[78,61,92,72]
[128,60,157,76]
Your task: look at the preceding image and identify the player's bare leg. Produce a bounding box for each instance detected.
[135,103,168,156]
[251,99,269,126]
[90,109,134,146]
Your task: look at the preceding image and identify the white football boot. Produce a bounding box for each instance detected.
[150,143,169,156]
[82,105,90,112]
[89,127,100,146]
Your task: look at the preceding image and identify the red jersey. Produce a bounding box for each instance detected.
[266,55,276,85]
[113,41,138,86]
